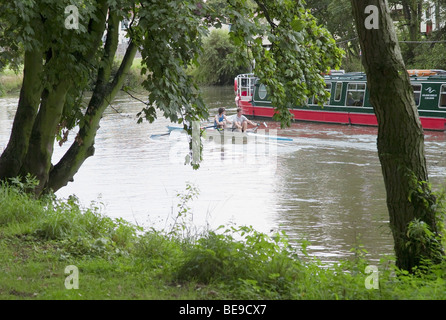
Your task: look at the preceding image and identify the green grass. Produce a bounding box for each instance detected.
[0,57,146,98]
[0,179,445,300]
[0,67,23,96]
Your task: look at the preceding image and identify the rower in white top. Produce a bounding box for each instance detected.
[232,107,259,132]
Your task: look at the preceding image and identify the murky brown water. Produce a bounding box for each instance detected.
[1,86,446,263]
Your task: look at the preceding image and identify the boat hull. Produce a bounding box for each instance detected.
[241,102,446,131]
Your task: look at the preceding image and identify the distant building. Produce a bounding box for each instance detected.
[390,1,444,36]
[119,19,130,44]
[421,2,444,35]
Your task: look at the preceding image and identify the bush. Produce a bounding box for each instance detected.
[174,226,302,298]
[188,29,251,86]
[0,178,140,259]
[410,42,446,70]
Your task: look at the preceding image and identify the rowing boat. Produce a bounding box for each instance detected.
[166,125,293,142]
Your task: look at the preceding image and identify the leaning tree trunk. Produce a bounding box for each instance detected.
[17,1,108,195]
[351,0,443,272]
[47,22,138,193]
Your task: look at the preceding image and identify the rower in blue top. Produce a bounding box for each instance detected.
[214,107,232,130]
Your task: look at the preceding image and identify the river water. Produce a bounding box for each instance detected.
[1,86,446,263]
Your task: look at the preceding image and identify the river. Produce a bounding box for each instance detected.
[1,86,446,263]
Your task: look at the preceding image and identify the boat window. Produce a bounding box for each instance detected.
[238,76,255,100]
[312,83,332,105]
[258,83,268,100]
[325,83,332,95]
[334,82,343,102]
[412,85,421,106]
[346,83,366,106]
[313,82,331,105]
[439,85,446,108]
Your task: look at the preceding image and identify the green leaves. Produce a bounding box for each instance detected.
[190,29,251,86]
[291,17,305,32]
[137,0,209,127]
[220,0,344,127]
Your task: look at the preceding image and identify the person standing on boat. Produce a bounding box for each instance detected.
[214,107,232,129]
[232,107,258,132]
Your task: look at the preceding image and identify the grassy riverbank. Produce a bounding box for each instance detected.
[0,67,23,96]
[0,58,146,98]
[0,179,445,300]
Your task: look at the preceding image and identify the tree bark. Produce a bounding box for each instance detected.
[0,49,44,179]
[20,79,70,194]
[351,0,443,271]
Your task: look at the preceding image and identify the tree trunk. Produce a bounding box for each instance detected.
[351,0,443,272]
[20,80,70,194]
[0,49,44,179]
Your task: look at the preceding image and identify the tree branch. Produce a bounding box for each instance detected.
[253,0,278,29]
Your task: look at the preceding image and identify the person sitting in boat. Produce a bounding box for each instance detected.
[347,93,355,106]
[214,107,232,129]
[232,107,258,132]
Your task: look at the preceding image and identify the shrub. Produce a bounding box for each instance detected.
[174,226,302,298]
[188,29,251,86]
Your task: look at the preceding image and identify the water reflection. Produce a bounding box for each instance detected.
[273,124,391,261]
[1,88,446,264]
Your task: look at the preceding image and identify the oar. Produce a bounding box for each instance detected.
[247,132,293,141]
[152,125,216,139]
[201,125,217,130]
[248,122,293,141]
[251,121,266,133]
[252,121,268,133]
[150,132,171,139]
[167,124,215,132]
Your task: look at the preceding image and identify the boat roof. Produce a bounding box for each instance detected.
[324,72,366,81]
[236,69,446,83]
[325,70,446,82]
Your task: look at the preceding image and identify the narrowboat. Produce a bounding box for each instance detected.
[234,70,446,131]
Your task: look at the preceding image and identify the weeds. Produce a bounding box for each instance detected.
[167,183,201,240]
